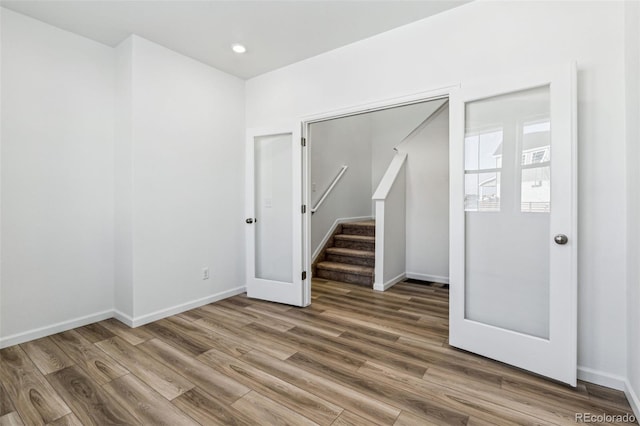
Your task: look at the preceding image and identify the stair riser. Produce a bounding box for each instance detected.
[341,225,375,237]
[334,239,375,251]
[326,254,375,267]
[316,269,374,286]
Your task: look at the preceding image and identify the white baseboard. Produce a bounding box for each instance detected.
[406,272,449,284]
[312,216,373,261]
[0,309,114,349]
[626,380,640,419]
[374,272,406,292]
[0,286,247,347]
[123,286,246,328]
[577,366,626,391]
[113,310,135,327]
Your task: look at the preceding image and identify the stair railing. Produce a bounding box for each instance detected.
[311,165,348,215]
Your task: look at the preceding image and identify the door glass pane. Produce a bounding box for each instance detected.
[464,85,551,339]
[254,133,293,282]
[465,130,503,212]
[521,120,551,212]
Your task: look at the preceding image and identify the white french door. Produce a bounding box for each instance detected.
[449,64,578,385]
[245,126,310,307]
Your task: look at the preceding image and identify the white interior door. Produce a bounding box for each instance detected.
[449,64,577,385]
[245,127,309,307]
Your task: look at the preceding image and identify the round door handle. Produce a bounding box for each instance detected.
[554,234,568,245]
[245,218,254,224]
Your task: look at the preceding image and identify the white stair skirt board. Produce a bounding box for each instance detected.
[626,380,640,420]
[374,272,406,292]
[0,309,114,349]
[119,286,246,328]
[312,216,374,262]
[406,272,449,285]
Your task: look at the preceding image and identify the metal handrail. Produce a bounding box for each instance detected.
[311,165,348,214]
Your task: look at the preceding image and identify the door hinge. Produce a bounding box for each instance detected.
[301,137,306,147]
[301,205,306,214]
[302,271,307,280]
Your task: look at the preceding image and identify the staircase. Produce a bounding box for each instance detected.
[313,220,375,286]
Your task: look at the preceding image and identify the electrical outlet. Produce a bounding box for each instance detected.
[202,267,210,280]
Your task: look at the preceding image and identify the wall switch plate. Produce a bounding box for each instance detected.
[202,267,210,280]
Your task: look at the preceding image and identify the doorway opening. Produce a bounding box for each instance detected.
[305,97,450,292]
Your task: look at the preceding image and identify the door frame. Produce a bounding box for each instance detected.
[299,84,458,289]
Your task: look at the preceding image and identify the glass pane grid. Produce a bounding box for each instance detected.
[464,130,503,212]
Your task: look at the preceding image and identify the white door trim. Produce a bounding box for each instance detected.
[300,83,459,287]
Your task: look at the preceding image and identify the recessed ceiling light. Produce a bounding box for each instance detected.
[231,44,247,54]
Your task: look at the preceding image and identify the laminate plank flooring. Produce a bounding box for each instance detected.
[48,331,129,385]
[94,337,194,400]
[0,411,24,426]
[0,279,636,425]
[98,319,152,346]
[0,346,70,425]
[196,347,342,425]
[332,410,378,426]
[0,383,15,417]
[46,366,137,425]
[102,374,197,425]
[74,324,114,344]
[137,338,250,405]
[171,387,255,426]
[230,391,318,426]
[20,339,74,376]
[45,413,83,426]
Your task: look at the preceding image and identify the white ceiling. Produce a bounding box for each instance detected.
[0,0,471,79]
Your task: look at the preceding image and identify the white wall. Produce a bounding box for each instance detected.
[114,37,134,318]
[625,0,640,416]
[247,1,628,385]
[1,9,115,343]
[1,15,247,341]
[309,114,373,253]
[370,101,443,191]
[122,36,246,323]
[404,107,449,282]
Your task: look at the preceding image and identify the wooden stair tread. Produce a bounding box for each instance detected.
[333,234,375,242]
[325,247,375,258]
[316,261,374,276]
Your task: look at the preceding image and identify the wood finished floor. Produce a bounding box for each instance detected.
[0,279,636,426]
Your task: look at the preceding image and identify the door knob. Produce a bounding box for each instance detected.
[245,218,254,224]
[554,234,568,245]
